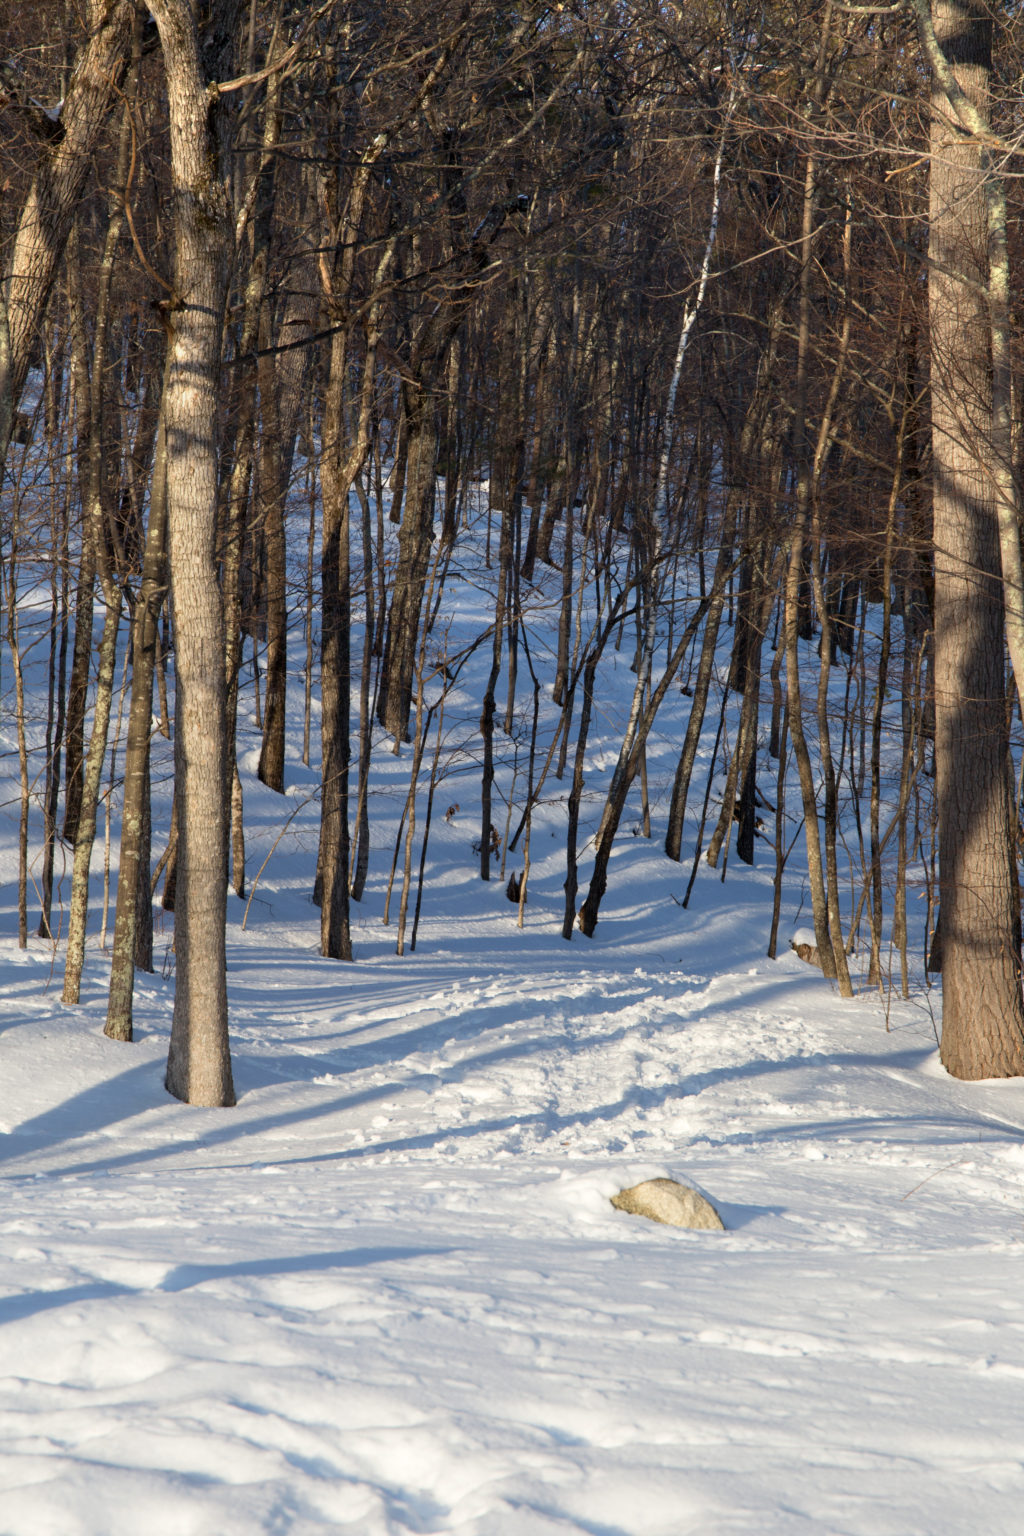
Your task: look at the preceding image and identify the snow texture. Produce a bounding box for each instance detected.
[2,497,1024,1534]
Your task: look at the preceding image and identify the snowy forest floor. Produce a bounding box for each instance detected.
[4,512,1024,1534]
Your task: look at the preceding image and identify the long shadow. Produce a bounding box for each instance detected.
[5,1018,636,1179]
[158,1244,453,1291]
[0,1245,452,1325]
[236,1016,581,1088]
[207,1100,1010,1173]
[230,967,852,1095]
[693,1110,1014,1149]
[10,1033,997,1185]
[84,1050,1020,1178]
[502,1505,635,1536]
[0,1058,161,1168]
[716,1201,786,1229]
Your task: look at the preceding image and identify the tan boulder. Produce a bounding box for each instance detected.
[790,927,823,968]
[611,1177,725,1231]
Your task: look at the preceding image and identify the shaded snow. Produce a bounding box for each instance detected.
[3,509,1024,1533]
[4,874,1024,1533]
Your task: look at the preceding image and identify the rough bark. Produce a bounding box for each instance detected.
[150,0,236,1106]
[925,0,1024,1077]
[0,0,135,470]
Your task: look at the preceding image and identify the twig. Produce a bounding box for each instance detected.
[242,791,319,931]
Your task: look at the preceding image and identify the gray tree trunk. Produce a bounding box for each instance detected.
[149,0,237,1106]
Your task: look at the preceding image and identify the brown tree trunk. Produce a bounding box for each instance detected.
[926,0,1024,1076]
[106,394,169,1041]
[318,272,388,953]
[318,331,356,962]
[0,0,135,470]
[578,593,711,936]
[38,477,70,940]
[783,138,836,979]
[480,497,511,880]
[61,120,133,1005]
[350,471,376,902]
[256,298,288,792]
[62,224,96,847]
[379,379,439,743]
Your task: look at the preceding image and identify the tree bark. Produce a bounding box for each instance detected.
[0,0,135,471]
[924,0,1024,1076]
[255,298,288,792]
[149,0,236,1106]
[106,394,169,1041]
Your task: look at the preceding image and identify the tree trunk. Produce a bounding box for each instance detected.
[379,381,439,743]
[106,396,169,1041]
[38,484,70,940]
[318,331,356,962]
[61,138,132,1005]
[578,593,710,935]
[562,657,596,940]
[0,0,135,471]
[480,498,511,879]
[925,0,1024,1076]
[256,299,288,792]
[150,0,236,1107]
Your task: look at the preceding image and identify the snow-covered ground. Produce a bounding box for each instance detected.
[3,506,1024,1534]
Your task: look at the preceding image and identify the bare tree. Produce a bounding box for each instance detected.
[0,0,135,471]
[916,0,1024,1076]
[148,0,239,1106]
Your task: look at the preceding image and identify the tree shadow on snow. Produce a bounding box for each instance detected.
[0,1245,451,1325]
[0,1058,161,1168]
[10,1030,1018,1185]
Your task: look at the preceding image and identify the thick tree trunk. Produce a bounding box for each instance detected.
[150,0,236,1107]
[926,0,1024,1077]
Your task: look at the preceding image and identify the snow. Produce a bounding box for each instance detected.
[3,506,1024,1533]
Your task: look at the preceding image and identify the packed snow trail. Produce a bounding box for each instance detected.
[3,843,1024,1534]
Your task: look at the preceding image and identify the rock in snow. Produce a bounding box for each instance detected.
[611,1177,725,1230]
[791,927,823,967]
